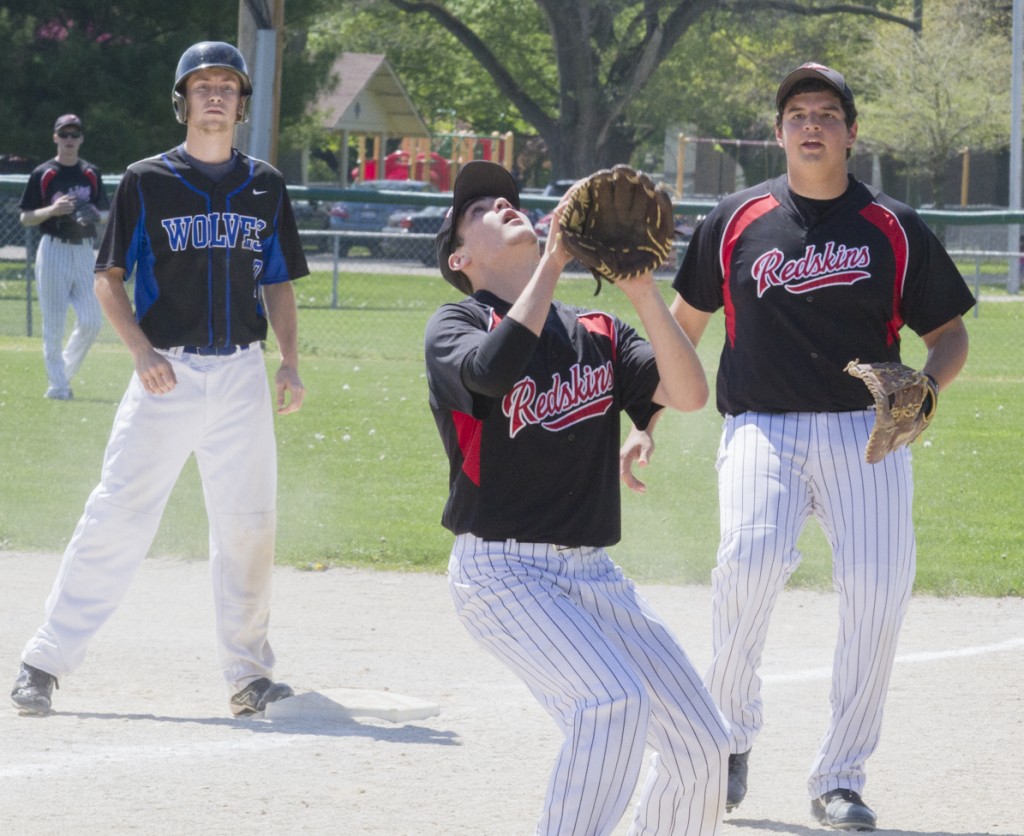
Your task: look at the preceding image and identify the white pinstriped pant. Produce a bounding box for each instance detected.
[706,410,915,799]
[34,234,102,393]
[450,535,729,836]
[21,345,280,694]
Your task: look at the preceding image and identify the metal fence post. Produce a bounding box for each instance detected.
[331,233,340,309]
[24,226,34,337]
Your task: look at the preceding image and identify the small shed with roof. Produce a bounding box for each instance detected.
[302,52,432,185]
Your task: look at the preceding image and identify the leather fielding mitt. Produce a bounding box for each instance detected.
[845,360,939,464]
[71,199,101,228]
[559,164,675,294]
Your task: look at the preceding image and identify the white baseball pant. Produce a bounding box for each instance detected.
[705,410,915,799]
[21,344,280,694]
[450,535,729,836]
[35,234,102,394]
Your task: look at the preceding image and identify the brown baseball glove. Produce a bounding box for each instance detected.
[845,360,939,464]
[71,200,101,228]
[558,164,675,294]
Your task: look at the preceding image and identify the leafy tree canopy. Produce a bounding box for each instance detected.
[0,0,334,171]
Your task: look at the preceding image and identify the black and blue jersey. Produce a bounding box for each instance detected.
[96,145,308,349]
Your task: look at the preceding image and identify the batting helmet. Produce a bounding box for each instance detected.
[172,41,253,125]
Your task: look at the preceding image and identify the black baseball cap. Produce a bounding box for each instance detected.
[435,160,521,295]
[54,114,83,132]
[776,63,856,112]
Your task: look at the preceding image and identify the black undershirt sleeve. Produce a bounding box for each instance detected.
[460,315,539,400]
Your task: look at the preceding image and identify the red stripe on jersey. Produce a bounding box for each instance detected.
[40,168,58,196]
[721,194,778,347]
[452,409,483,486]
[83,167,99,196]
[860,201,908,345]
[578,311,617,360]
[542,396,614,431]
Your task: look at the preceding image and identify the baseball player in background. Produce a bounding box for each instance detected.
[11,41,307,718]
[622,64,974,831]
[425,160,729,836]
[19,114,109,400]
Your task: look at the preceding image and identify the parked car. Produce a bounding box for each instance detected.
[380,205,448,266]
[291,199,331,253]
[328,179,439,257]
[542,179,577,198]
[532,179,577,240]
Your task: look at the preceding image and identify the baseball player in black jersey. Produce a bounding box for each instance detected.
[19,114,110,400]
[11,42,307,718]
[622,64,974,831]
[425,160,730,836]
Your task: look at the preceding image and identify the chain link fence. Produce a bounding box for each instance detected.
[2,181,1021,361]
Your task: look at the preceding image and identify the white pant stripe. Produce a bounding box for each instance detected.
[706,411,915,798]
[450,535,728,835]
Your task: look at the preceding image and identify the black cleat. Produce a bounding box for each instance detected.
[230,677,294,716]
[811,788,877,831]
[11,663,58,715]
[726,750,750,812]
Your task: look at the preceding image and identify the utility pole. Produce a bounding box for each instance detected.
[1009,0,1022,294]
[236,0,285,166]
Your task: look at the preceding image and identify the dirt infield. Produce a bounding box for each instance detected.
[1,550,1022,836]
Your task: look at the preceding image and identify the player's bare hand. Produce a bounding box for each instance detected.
[275,364,305,414]
[545,187,584,269]
[615,269,658,299]
[135,349,177,395]
[620,424,656,494]
[50,194,77,217]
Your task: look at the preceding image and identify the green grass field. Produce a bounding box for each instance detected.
[0,270,1020,596]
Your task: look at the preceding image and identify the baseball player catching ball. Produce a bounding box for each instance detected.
[425,160,729,836]
[11,41,307,718]
[19,114,110,400]
[622,63,975,831]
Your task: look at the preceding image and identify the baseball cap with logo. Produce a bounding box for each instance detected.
[54,114,83,133]
[776,63,856,112]
[435,160,521,295]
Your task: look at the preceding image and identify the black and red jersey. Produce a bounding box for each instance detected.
[19,158,109,241]
[425,290,661,548]
[675,174,975,415]
[96,146,308,349]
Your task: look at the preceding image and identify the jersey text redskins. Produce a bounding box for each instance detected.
[503,362,615,438]
[753,241,871,297]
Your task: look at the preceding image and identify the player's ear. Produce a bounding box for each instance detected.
[449,251,469,271]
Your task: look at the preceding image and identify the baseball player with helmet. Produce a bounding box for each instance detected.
[11,41,307,718]
[19,114,110,400]
[622,64,974,830]
[425,160,729,835]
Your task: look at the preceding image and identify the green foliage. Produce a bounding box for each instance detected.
[632,8,879,181]
[0,0,340,172]
[0,272,1020,597]
[0,0,236,169]
[310,0,553,137]
[855,0,1011,204]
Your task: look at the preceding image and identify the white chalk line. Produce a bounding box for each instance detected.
[763,634,1024,684]
[3,636,1021,778]
[0,729,304,779]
